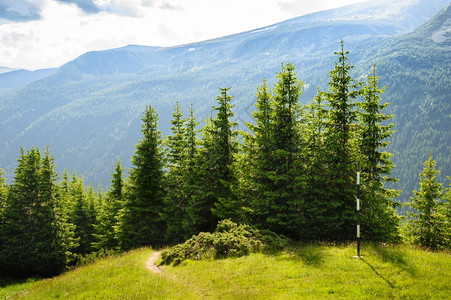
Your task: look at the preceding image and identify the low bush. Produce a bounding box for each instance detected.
[159,219,289,265]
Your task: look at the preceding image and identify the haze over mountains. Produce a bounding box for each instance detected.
[0,0,450,205]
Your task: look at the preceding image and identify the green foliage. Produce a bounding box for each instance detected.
[243,64,305,239]
[357,65,401,242]
[68,174,98,256]
[117,105,166,250]
[407,154,449,249]
[93,160,124,251]
[159,219,289,266]
[318,40,361,240]
[163,102,197,243]
[0,44,412,277]
[7,245,451,299]
[187,88,240,233]
[0,148,71,277]
[0,168,7,225]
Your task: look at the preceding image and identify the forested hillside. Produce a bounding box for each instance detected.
[1,45,450,278]
[0,0,449,207]
[356,3,451,205]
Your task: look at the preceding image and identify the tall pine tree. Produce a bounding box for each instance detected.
[407,154,445,249]
[266,63,305,238]
[93,160,124,251]
[164,102,191,243]
[358,65,400,242]
[242,79,274,227]
[117,105,165,250]
[321,41,361,241]
[68,173,97,256]
[0,168,7,225]
[303,91,330,240]
[0,148,70,276]
[243,64,305,239]
[188,88,239,233]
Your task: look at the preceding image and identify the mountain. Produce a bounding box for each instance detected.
[356,3,451,206]
[0,0,449,205]
[0,66,19,74]
[0,68,57,95]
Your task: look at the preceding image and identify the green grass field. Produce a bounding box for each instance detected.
[2,243,450,299]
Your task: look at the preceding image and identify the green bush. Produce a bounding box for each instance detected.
[159,219,289,265]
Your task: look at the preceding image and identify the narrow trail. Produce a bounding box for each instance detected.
[146,251,162,273]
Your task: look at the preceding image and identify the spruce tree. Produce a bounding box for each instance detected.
[242,64,305,239]
[210,88,240,221]
[441,177,451,248]
[303,91,330,240]
[164,102,190,243]
[266,63,305,238]
[408,154,444,249]
[188,88,239,233]
[358,65,400,241]
[0,168,7,225]
[321,41,361,241]
[93,161,123,250]
[0,148,69,276]
[117,105,165,250]
[69,173,96,256]
[187,115,218,233]
[242,79,273,227]
[182,105,204,235]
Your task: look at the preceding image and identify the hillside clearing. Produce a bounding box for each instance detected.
[2,244,450,299]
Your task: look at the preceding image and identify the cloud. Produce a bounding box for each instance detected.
[0,0,45,22]
[158,2,183,11]
[56,0,100,13]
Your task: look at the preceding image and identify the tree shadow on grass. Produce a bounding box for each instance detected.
[0,276,37,288]
[372,244,418,276]
[360,258,396,289]
[279,244,327,267]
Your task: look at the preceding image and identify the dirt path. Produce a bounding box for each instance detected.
[146,251,162,273]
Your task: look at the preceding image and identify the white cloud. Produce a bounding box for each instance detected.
[0,0,367,70]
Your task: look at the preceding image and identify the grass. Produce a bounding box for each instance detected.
[2,243,450,299]
[0,278,37,300]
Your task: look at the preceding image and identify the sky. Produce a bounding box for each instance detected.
[0,0,367,70]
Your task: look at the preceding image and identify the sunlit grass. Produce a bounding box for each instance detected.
[3,243,450,299]
[0,277,37,300]
[9,248,197,299]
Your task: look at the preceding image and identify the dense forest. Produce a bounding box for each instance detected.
[0,44,450,277]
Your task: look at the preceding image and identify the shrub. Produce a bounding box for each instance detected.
[159,219,289,265]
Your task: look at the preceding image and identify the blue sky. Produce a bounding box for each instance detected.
[0,0,367,70]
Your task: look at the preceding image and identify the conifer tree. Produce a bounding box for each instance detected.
[0,148,70,276]
[69,173,96,256]
[117,105,165,249]
[182,104,199,212]
[188,89,239,233]
[265,63,305,238]
[441,177,451,248]
[187,115,217,233]
[303,91,330,240]
[321,41,361,240]
[408,154,445,249]
[210,88,240,221]
[358,65,400,241]
[164,102,190,243]
[242,64,305,239]
[93,160,123,250]
[0,168,7,225]
[242,79,273,227]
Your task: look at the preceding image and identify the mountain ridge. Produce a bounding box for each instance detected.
[0,0,449,205]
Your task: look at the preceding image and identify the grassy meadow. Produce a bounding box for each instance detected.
[1,243,450,299]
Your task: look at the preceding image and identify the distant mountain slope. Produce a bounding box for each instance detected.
[0,68,57,94]
[356,3,451,206]
[0,0,449,200]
